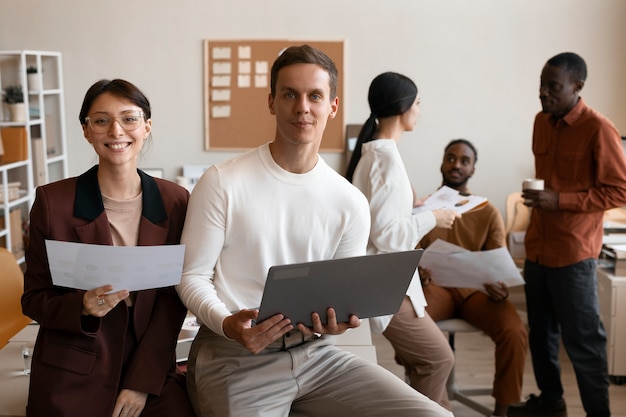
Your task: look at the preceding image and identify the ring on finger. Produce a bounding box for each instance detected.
[97,297,105,306]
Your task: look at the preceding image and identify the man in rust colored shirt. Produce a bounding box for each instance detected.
[510,52,626,417]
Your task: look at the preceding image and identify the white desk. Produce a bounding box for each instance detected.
[0,323,37,417]
[178,316,378,364]
[0,317,377,417]
[0,322,201,417]
[334,318,377,363]
[0,341,30,416]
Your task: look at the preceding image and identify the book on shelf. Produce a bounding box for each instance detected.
[0,181,21,203]
[32,137,46,187]
[0,208,25,259]
[0,126,28,164]
[45,114,58,156]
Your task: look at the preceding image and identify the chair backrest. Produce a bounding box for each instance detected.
[504,192,531,264]
[0,247,32,347]
[505,192,531,234]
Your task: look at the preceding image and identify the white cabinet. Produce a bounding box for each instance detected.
[0,50,68,264]
[597,267,626,383]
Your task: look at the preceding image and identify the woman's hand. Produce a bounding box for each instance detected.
[112,389,147,417]
[82,284,129,317]
[433,209,461,229]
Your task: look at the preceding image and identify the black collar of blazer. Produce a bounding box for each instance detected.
[73,165,167,224]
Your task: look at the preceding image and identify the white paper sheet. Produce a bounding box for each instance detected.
[420,239,524,290]
[45,240,185,292]
[413,185,488,215]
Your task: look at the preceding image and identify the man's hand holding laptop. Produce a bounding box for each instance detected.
[223,307,361,354]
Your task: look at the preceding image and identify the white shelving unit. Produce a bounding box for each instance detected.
[0,50,68,265]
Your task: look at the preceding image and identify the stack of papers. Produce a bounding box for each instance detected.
[413,186,488,215]
[419,239,524,290]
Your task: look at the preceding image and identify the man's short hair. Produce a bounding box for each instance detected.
[547,52,588,82]
[270,44,338,99]
[444,138,478,164]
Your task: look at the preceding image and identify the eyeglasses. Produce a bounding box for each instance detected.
[84,110,145,134]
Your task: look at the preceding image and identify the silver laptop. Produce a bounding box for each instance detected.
[256,249,423,327]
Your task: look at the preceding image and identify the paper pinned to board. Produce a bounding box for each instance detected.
[420,239,524,290]
[45,240,185,292]
[413,185,488,215]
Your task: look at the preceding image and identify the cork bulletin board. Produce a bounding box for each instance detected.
[203,40,344,151]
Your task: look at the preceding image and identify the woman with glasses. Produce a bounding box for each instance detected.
[22,79,195,417]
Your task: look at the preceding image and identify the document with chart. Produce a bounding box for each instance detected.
[419,239,524,290]
[45,240,185,292]
[412,186,488,215]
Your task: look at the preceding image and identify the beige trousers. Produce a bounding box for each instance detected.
[382,297,455,410]
[186,325,452,417]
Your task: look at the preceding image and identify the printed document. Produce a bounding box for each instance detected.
[413,186,488,215]
[419,239,524,290]
[45,240,185,292]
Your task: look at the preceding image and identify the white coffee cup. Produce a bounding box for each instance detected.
[522,178,544,191]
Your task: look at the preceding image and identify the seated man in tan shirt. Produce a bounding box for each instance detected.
[418,139,528,417]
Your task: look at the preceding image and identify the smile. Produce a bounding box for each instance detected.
[107,142,131,150]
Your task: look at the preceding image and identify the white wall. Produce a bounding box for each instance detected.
[1,0,625,215]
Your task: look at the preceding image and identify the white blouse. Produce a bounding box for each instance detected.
[351,139,436,333]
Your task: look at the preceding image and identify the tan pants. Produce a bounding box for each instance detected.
[382,297,455,410]
[187,325,452,417]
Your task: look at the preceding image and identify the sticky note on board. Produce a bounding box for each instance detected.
[211,89,231,102]
[238,46,251,59]
[211,105,231,118]
[212,47,231,60]
[211,75,231,87]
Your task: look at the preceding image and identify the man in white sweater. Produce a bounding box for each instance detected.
[177,45,451,417]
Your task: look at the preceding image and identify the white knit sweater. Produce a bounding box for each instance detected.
[177,143,371,337]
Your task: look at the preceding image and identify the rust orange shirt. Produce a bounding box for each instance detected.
[525,98,626,267]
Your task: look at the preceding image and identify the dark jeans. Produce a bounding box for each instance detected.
[524,258,610,417]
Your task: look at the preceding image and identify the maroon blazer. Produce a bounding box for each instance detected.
[22,166,190,417]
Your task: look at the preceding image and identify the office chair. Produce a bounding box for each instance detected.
[437,318,492,416]
[0,247,32,347]
[504,192,531,268]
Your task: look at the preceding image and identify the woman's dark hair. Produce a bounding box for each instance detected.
[79,79,151,124]
[345,72,417,182]
[270,44,338,99]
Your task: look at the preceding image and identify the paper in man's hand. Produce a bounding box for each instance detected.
[413,185,488,215]
[419,239,524,290]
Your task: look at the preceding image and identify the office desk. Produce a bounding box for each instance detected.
[0,341,30,416]
[0,317,376,417]
[0,324,36,417]
[0,322,201,417]
[178,315,378,364]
